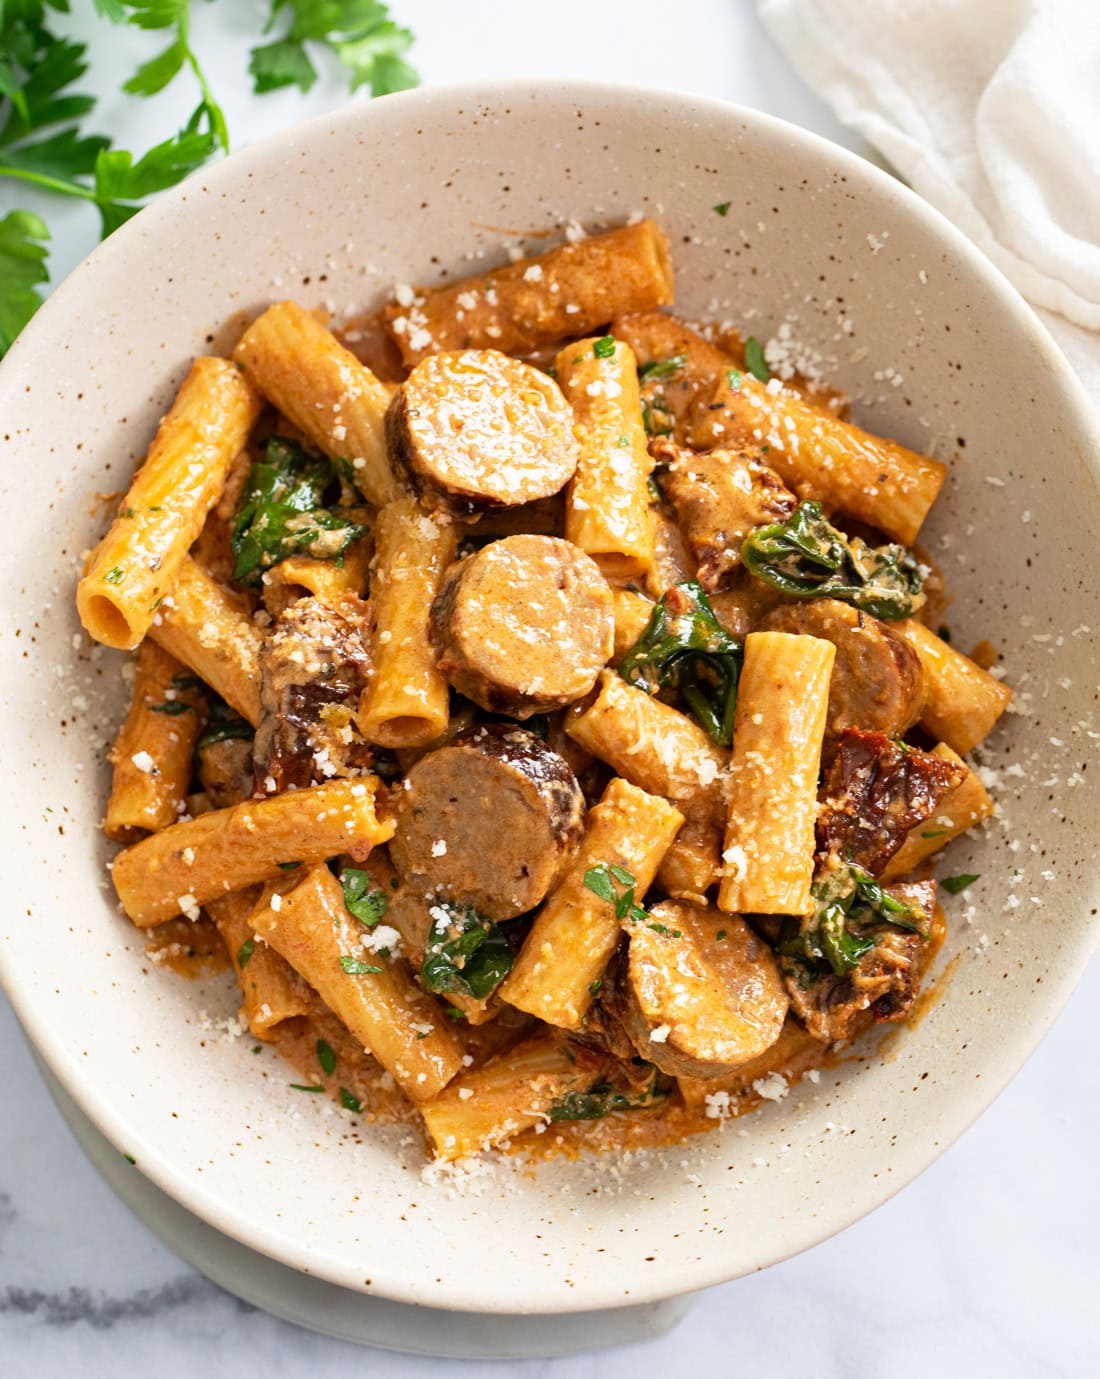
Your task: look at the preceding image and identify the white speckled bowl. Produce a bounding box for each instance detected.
[1,82,1098,1314]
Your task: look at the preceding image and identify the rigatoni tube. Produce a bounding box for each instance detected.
[359,497,456,747]
[111,778,394,927]
[500,777,683,1029]
[105,642,206,840]
[247,865,465,1103]
[77,357,262,649]
[894,619,1012,756]
[718,631,836,916]
[555,335,655,581]
[233,301,400,508]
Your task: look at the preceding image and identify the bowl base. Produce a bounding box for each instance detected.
[33,1050,693,1357]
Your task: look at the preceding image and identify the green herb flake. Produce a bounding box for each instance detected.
[942,873,980,895]
[150,699,192,716]
[341,868,388,927]
[236,937,256,968]
[619,581,742,745]
[339,1087,362,1113]
[588,979,603,996]
[316,1039,337,1076]
[713,201,732,217]
[277,860,302,871]
[289,1083,324,1093]
[716,929,728,941]
[726,368,742,392]
[122,1152,136,1165]
[920,829,949,839]
[647,923,682,938]
[780,863,927,980]
[444,1005,468,1020]
[638,353,686,382]
[339,955,383,975]
[741,500,925,620]
[104,566,125,584]
[592,335,616,359]
[617,434,631,447]
[421,902,513,1000]
[252,1045,262,1055]
[197,701,254,750]
[744,336,770,383]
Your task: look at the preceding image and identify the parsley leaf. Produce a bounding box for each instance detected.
[316,1038,337,1076]
[941,873,980,895]
[250,1,419,99]
[236,937,256,967]
[339,955,383,975]
[341,868,388,927]
[549,1071,665,1123]
[744,335,770,383]
[0,210,49,353]
[339,1087,362,1113]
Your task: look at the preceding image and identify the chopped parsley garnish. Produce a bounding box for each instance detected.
[942,873,980,895]
[741,500,925,620]
[289,1083,324,1093]
[583,863,649,924]
[340,868,388,927]
[104,566,124,584]
[647,922,682,938]
[617,434,631,447]
[716,929,728,941]
[316,1039,336,1076]
[122,1152,136,1165]
[277,860,302,870]
[443,1005,467,1020]
[619,580,742,745]
[592,335,616,359]
[549,1071,665,1122]
[726,367,742,392]
[339,1087,362,1113]
[920,829,949,839]
[339,955,383,975]
[150,699,192,716]
[421,902,512,1001]
[744,335,770,383]
[231,436,366,585]
[713,201,731,217]
[588,978,603,996]
[236,937,256,968]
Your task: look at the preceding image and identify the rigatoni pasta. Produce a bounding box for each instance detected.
[81,218,1009,1167]
[78,357,261,649]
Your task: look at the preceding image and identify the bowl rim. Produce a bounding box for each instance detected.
[2,76,1099,1313]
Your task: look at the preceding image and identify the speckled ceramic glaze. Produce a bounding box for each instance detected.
[1,82,1097,1314]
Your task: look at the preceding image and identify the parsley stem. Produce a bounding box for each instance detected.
[0,166,98,202]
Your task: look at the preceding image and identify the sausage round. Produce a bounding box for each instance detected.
[608,903,788,1080]
[388,722,586,921]
[387,349,579,517]
[431,534,614,718]
[759,598,925,750]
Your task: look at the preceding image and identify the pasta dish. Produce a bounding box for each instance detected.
[75,220,1011,1163]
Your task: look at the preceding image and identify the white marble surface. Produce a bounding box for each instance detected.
[2,2,1097,1374]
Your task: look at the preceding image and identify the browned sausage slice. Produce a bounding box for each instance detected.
[389,723,586,921]
[759,597,925,751]
[431,534,614,717]
[387,349,579,517]
[607,903,788,1080]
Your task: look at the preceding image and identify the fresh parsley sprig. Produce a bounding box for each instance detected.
[0,0,418,357]
[249,0,418,97]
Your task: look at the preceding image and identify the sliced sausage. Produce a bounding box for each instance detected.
[655,439,796,592]
[760,598,925,751]
[253,595,374,793]
[431,534,614,717]
[607,903,788,1080]
[197,733,254,810]
[386,349,579,517]
[389,722,586,921]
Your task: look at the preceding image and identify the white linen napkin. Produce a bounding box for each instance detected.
[758,0,1100,397]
